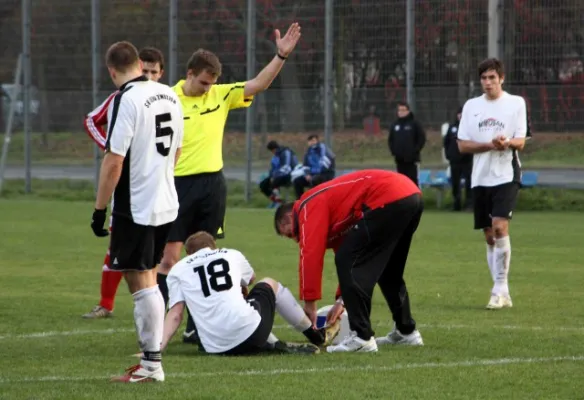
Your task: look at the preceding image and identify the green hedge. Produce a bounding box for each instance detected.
[1,178,584,212]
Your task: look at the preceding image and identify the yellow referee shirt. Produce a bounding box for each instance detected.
[172,80,254,176]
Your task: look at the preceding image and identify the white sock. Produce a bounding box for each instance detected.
[275,283,312,332]
[486,243,496,282]
[492,236,511,296]
[267,332,279,344]
[133,285,165,365]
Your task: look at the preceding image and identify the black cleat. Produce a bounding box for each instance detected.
[271,340,320,355]
[303,319,341,347]
[183,330,202,345]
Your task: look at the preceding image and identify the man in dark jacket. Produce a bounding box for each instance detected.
[388,102,426,186]
[259,140,299,203]
[443,107,472,211]
[293,135,336,199]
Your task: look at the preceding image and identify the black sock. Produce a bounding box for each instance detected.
[157,273,168,310]
[302,326,325,346]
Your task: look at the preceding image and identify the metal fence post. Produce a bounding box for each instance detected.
[488,0,503,60]
[91,0,101,192]
[22,0,32,193]
[169,0,178,86]
[244,0,256,203]
[0,54,23,195]
[406,0,415,111]
[324,0,334,149]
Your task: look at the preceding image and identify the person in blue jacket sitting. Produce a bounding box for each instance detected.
[293,134,336,198]
[259,140,299,204]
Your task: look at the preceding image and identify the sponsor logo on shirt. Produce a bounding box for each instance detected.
[478,118,505,134]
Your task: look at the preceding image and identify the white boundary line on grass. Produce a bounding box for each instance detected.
[0,355,583,384]
[0,328,135,340]
[2,322,584,341]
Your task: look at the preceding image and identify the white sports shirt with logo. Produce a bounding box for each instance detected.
[167,247,261,354]
[457,91,527,188]
[106,76,184,226]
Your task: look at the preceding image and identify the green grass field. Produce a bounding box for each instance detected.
[1,200,583,399]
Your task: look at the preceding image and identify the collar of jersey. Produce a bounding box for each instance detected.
[119,75,148,91]
[173,80,186,97]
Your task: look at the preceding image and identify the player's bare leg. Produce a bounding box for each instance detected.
[111,271,165,383]
[261,278,340,347]
[486,218,513,310]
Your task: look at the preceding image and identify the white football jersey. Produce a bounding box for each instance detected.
[457,91,527,188]
[167,247,260,354]
[106,76,184,226]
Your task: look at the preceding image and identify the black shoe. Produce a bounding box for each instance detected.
[303,320,342,346]
[271,340,320,355]
[183,330,201,345]
[302,326,326,346]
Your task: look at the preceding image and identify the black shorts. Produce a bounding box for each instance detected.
[473,182,520,230]
[167,171,227,243]
[222,282,276,356]
[109,216,171,272]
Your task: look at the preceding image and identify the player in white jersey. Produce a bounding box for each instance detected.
[82,47,166,320]
[89,41,183,383]
[161,231,341,355]
[457,58,528,310]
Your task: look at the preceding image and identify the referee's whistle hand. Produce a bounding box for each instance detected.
[91,208,109,237]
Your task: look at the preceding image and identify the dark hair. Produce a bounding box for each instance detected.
[186,48,222,77]
[185,231,217,255]
[397,101,410,110]
[307,134,318,141]
[274,202,294,235]
[139,47,165,70]
[267,140,279,151]
[478,58,505,78]
[105,41,139,73]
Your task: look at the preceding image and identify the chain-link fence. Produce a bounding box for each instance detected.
[1,0,583,195]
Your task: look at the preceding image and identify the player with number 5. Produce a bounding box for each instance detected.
[90,41,184,383]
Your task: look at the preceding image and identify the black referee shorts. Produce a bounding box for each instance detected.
[167,171,227,243]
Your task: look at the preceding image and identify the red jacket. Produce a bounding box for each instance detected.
[82,92,117,150]
[293,169,421,301]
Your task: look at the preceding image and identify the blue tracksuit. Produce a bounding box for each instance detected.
[270,147,299,179]
[303,143,335,175]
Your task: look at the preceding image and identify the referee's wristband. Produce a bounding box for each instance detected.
[277,52,287,61]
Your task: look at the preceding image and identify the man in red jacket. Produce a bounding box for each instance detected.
[274,169,425,352]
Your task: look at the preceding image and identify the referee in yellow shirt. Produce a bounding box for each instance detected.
[157,22,302,343]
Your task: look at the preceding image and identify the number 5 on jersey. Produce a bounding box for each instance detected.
[194,259,233,297]
[155,113,174,156]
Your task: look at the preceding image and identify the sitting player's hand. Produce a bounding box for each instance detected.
[326,301,345,324]
[91,208,109,237]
